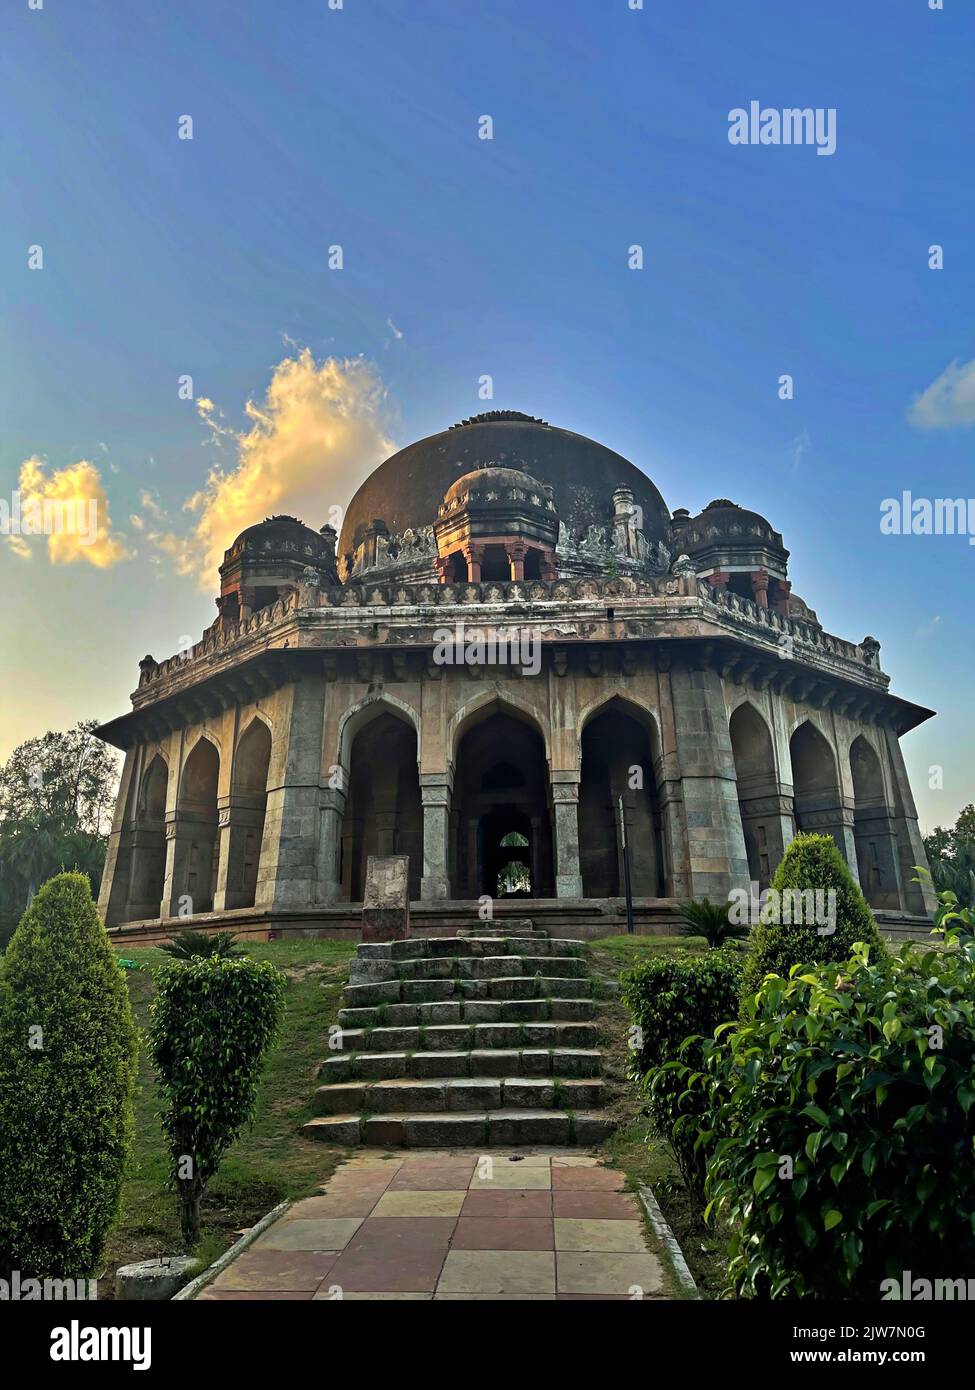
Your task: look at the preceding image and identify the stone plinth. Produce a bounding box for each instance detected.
[362,854,411,941]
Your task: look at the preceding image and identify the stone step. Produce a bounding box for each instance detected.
[314,1076,604,1115]
[337,996,595,1028]
[319,1046,603,1082]
[348,954,590,985]
[303,1109,617,1148]
[344,975,592,1008]
[356,935,581,960]
[335,1021,599,1053]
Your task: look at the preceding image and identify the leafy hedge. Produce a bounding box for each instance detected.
[149,953,286,1243]
[740,832,884,1003]
[0,873,137,1277]
[700,931,975,1298]
[621,948,742,1202]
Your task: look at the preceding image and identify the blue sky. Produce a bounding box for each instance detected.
[2,0,972,832]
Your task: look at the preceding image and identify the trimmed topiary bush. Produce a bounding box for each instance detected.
[0,872,137,1278]
[700,928,975,1298]
[149,954,286,1244]
[621,947,742,1203]
[739,832,884,1003]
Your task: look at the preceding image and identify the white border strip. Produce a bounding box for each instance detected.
[172,1200,292,1301]
[637,1183,699,1299]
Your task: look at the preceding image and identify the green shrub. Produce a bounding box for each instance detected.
[159,929,246,960]
[677,897,749,949]
[149,954,286,1244]
[740,832,884,1003]
[621,947,741,1203]
[0,872,137,1278]
[700,929,975,1298]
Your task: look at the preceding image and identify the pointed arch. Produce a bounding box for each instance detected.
[340,709,422,902]
[850,734,901,909]
[225,717,273,909]
[175,734,220,913]
[448,689,550,768]
[730,702,783,889]
[579,694,665,897]
[127,752,168,919]
[336,691,420,774]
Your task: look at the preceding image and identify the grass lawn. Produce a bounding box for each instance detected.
[103,936,356,1298]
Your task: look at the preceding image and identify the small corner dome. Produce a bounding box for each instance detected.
[677,499,786,556]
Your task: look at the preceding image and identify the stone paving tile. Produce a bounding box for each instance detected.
[554,1218,647,1252]
[469,1165,552,1190]
[551,1165,626,1191]
[438,1249,556,1295]
[198,1289,315,1300]
[460,1189,553,1218]
[328,1217,455,1293]
[210,1249,340,1292]
[312,1290,433,1301]
[452,1217,555,1250]
[255,1217,363,1251]
[282,1191,385,1219]
[552,1190,641,1220]
[551,1156,600,1167]
[372,1189,466,1217]
[388,1165,476,1191]
[556,1251,664,1296]
[435,1292,556,1300]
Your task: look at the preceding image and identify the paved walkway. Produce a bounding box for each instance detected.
[198,1151,668,1300]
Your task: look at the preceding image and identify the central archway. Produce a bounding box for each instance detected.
[451,709,553,898]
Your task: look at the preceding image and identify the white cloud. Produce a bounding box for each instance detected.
[909,357,975,430]
[146,349,395,589]
[7,457,131,568]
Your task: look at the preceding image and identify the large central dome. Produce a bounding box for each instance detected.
[338,411,671,562]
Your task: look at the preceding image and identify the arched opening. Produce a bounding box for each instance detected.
[176,738,220,913]
[452,709,553,897]
[447,551,467,583]
[850,736,901,909]
[730,703,783,889]
[579,699,665,897]
[229,719,272,909]
[128,754,168,919]
[789,721,852,867]
[523,549,542,581]
[341,712,422,901]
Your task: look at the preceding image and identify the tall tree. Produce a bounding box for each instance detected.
[924,804,975,908]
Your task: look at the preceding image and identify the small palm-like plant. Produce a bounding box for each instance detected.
[159,930,246,960]
[677,897,748,950]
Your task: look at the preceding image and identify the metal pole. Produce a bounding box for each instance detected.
[618,794,634,936]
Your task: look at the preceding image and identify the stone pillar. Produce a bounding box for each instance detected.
[669,662,751,902]
[420,776,451,899]
[751,569,770,608]
[317,784,347,904]
[214,798,266,911]
[551,776,583,898]
[772,579,792,616]
[708,572,730,592]
[506,541,527,582]
[255,676,327,911]
[98,747,139,927]
[882,727,938,916]
[539,549,558,581]
[463,544,484,583]
[161,814,217,918]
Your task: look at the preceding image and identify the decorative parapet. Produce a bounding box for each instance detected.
[130,572,889,706]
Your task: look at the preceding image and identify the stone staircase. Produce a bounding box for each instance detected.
[303,923,617,1148]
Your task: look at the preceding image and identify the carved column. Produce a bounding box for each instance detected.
[751,569,770,608]
[317,783,347,904]
[551,775,583,898]
[708,572,730,592]
[420,776,451,899]
[463,544,484,583]
[506,540,527,582]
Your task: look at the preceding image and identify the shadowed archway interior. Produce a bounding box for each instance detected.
[579,699,665,897]
[341,712,423,901]
[451,710,554,898]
